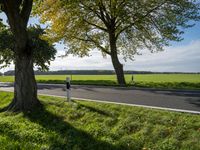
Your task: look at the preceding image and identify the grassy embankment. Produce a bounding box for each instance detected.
[0,74,200,89]
[0,91,200,149]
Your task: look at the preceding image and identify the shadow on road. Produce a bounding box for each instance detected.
[1,82,200,112]
[186,98,200,108]
[148,90,200,98]
[1,82,200,98]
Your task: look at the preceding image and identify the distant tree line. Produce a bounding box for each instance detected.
[2,70,200,76]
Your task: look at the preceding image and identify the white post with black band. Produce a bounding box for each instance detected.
[66,77,71,102]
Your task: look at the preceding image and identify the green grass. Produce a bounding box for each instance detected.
[0,91,200,150]
[0,74,200,89]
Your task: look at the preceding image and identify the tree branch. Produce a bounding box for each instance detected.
[80,1,110,32]
[2,0,21,32]
[71,35,111,55]
[80,2,102,20]
[20,0,33,26]
[0,0,3,5]
[71,36,91,42]
[99,0,111,25]
[83,19,108,32]
[87,36,111,55]
[98,3,110,28]
[0,1,4,12]
[115,1,167,38]
[86,34,111,55]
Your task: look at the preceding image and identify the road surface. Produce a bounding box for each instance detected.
[0,82,200,113]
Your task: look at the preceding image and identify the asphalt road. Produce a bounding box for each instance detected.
[0,82,200,113]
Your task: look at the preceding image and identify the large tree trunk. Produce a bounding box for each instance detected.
[6,17,41,112]
[109,32,126,86]
[111,50,126,86]
[2,0,40,112]
[7,51,41,112]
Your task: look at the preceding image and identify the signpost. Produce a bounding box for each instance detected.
[66,77,71,102]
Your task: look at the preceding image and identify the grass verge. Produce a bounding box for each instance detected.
[0,91,200,150]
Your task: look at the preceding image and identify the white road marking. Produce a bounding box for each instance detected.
[40,93,200,115]
[1,89,199,114]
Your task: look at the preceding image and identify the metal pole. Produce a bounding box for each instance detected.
[66,77,71,102]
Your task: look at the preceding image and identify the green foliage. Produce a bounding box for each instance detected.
[28,25,57,71]
[35,0,200,60]
[0,23,14,68]
[0,24,56,71]
[0,91,200,149]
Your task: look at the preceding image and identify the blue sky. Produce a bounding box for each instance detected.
[0,12,200,72]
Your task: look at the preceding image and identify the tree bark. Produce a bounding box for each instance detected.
[8,29,41,112]
[2,0,41,112]
[109,32,126,86]
[7,51,41,112]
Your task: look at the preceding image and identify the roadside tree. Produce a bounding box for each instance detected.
[0,1,56,111]
[35,0,200,86]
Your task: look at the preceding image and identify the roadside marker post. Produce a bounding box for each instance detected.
[66,77,71,102]
[131,74,134,84]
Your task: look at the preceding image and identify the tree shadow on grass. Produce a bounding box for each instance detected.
[0,106,8,113]
[73,101,115,117]
[23,106,120,150]
[0,95,12,112]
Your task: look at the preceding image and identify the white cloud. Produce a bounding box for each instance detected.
[48,39,200,72]
[1,40,200,72]
[1,10,200,73]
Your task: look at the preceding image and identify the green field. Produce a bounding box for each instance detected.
[0,91,199,149]
[0,74,200,89]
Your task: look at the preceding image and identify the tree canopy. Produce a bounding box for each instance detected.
[35,0,200,57]
[35,0,200,85]
[0,22,56,71]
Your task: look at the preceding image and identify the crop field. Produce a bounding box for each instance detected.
[0,74,200,89]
